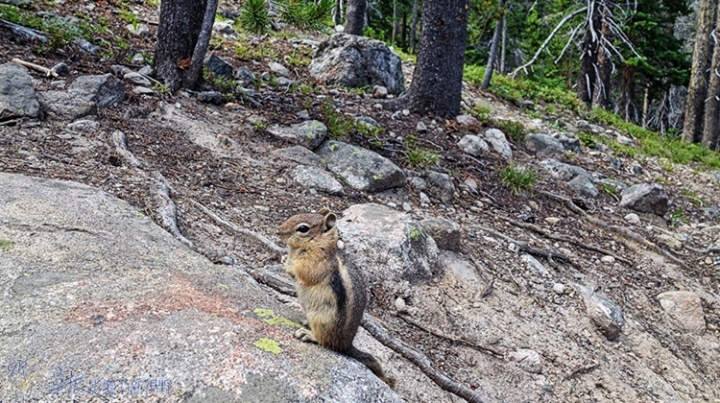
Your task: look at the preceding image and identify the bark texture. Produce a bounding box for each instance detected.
[406,0,470,117]
[344,0,367,35]
[702,1,720,149]
[577,0,601,106]
[409,0,419,52]
[153,0,217,92]
[683,0,717,143]
[592,2,612,109]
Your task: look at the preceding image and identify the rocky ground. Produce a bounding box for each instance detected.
[2,0,720,402]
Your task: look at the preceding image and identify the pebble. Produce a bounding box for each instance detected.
[552,283,567,295]
[624,213,640,224]
[545,217,560,225]
[402,202,412,212]
[394,297,407,313]
[601,255,616,264]
[254,205,270,212]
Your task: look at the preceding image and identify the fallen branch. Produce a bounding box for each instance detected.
[503,217,633,265]
[111,130,142,168]
[11,57,58,77]
[189,199,286,255]
[361,314,488,403]
[0,19,47,42]
[397,314,504,358]
[475,224,575,266]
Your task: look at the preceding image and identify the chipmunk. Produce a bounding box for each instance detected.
[278,208,396,388]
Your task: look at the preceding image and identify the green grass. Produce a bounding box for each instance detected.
[406,148,439,168]
[499,164,537,195]
[323,103,355,139]
[496,120,526,142]
[0,239,13,252]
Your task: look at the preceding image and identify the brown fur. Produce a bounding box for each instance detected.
[278,209,396,388]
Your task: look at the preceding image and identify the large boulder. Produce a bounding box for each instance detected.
[0,63,40,119]
[657,291,706,333]
[618,183,669,216]
[309,34,405,95]
[39,74,125,120]
[337,203,440,283]
[524,133,565,157]
[316,141,406,192]
[0,173,400,403]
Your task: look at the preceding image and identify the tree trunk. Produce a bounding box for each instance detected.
[577,0,601,107]
[333,0,343,26]
[642,85,649,129]
[392,0,398,45]
[409,0,419,53]
[482,5,504,90]
[683,0,716,143]
[344,0,366,35]
[499,13,507,74]
[618,65,636,122]
[154,0,217,92]
[702,4,720,149]
[406,0,470,117]
[401,12,407,49]
[592,1,612,110]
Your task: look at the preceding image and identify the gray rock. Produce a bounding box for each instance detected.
[316,141,406,193]
[426,171,455,203]
[509,349,542,374]
[272,145,323,167]
[39,74,125,120]
[234,66,256,84]
[204,54,234,79]
[575,284,625,341]
[338,203,439,283]
[0,173,401,403]
[132,86,155,95]
[268,62,290,77]
[138,65,154,76]
[624,213,640,224]
[409,176,427,191]
[657,291,706,333]
[457,135,489,157]
[309,34,405,95]
[416,121,428,133]
[629,162,644,176]
[274,77,294,87]
[197,91,223,104]
[267,120,327,150]
[126,23,150,36]
[484,128,513,160]
[567,174,598,198]
[355,116,380,128]
[0,63,40,119]
[419,218,461,251]
[0,0,31,5]
[538,159,590,181]
[75,38,100,56]
[123,72,152,87]
[419,192,431,205]
[213,21,235,35]
[293,165,344,195]
[557,133,580,153]
[456,114,479,126]
[618,183,669,216]
[521,254,551,278]
[66,119,98,133]
[524,133,565,157]
[51,62,70,76]
[372,85,388,98]
[616,135,634,146]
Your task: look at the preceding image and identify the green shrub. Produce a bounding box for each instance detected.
[499,164,536,195]
[278,0,333,31]
[240,0,270,35]
[407,148,439,168]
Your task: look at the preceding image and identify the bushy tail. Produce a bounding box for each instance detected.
[346,346,397,389]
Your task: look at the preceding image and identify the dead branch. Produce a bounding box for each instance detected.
[510,7,587,78]
[11,58,58,77]
[474,224,574,266]
[247,266,297,296]
[0,19,47,42]
[503,217,633,265]
[189,199,286,255]
[397,314,505,358]
[361,314,488,403]
[149,173,194,248]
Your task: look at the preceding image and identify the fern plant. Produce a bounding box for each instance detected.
[240,0,271,35]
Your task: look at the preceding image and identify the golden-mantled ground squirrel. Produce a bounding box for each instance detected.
[278,208,396,388]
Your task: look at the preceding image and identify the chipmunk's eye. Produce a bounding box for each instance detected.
[297,224,310,233]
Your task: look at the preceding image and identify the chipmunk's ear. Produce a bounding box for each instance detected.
[323,212,337,233]
[317,207,331,216]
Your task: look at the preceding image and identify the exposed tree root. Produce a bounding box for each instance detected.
[149,173,193,248]
[111,130,142,168]
[189,199,286,255]
[474,224,578,269]
[397,314,505,358]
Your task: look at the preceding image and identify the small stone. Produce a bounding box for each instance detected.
[372,85,388,98]
[402,109,410,116]
[457,135,489,157]
[456,114,480,126]
[254,205,270,212]
[420,192,431,205]
[132,86,155,95]
[197,91,223,104]
[416,121,428,133]
[624,213,640,224]
[126,23,150,36]
[373,103,383,110]
[657,291,706,333]
[402,202,412,212]
[545,217,560,225]
[123,72,152,87]
[394,297,407,313]
[218,256,234,265]
[509,349,542,374]
[268,62,290,77]
[51,62,70,76]
[601,256,615,264]
[409,177,427,191]
[552,283,567,295]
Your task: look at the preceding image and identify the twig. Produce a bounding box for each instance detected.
[361,314,488,403]
[247,267,296,296]
[11,58,58,77]
[475,224,574,265]
[503,217,633,265]
[397,314,504,358]
[189,199,286,255]
[565,361,599,380]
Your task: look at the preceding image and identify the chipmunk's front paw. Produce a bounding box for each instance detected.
[294,328,317,343]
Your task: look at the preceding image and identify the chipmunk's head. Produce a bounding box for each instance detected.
[278,208,338,251]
